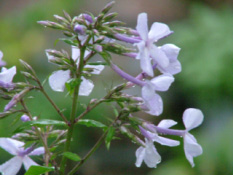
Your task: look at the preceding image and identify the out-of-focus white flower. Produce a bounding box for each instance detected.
[0,138,44,175]
[0,51,6,67]
[47,47,104,96]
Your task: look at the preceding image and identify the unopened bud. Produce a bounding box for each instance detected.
[101,1,115,14]
[103,12,118,21]
[21,114,30,122]
[82,14,93,24]
[74,24,86,35]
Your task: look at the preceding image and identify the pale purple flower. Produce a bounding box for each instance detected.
[135,139,161,168]
[48,47,104,96]
[0,66,16,89]
[21,114,30,122]
[140,120,180,147]
[182,108,204,167]
[158,44,181,75]
[135,13,173,77]
[0,51,6,67]
[0,138,44,175]
[141,74,174,116]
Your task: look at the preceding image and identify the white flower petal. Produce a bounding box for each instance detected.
[49,70,70,92]
[142,83,163,116]
[28,147,45,156]
[150,74,174,91]
[0,156,23,175]
[135,146,145,167]
[136,42,154,76]
[0,51,3,60]
[0,51,6,67]
[0,138,24,155]
[79,77,94,96]
[0,66,16,84]
[160,44,180,62]
[72,46,80,61]
[144,140,161,168]
[22,156,38,170]
[45,50,55,61]
[136,13,148,41]
[183,108,204,131]
[184,133,203,167]
[153,135,180,147]
[150,45,169,68]
[148,22,171,42]
[84,65,105,75]
[158,119,177,129]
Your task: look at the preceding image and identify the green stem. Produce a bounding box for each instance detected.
[38,82,68,123]
[59,46,86,174]
[68,115,120,175]
[20,100,51,175]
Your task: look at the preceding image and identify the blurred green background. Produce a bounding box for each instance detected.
[0,0,233,174]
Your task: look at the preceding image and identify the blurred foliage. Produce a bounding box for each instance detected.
[169,4,233,104]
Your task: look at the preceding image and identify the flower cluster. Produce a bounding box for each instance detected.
[0,2,204,174]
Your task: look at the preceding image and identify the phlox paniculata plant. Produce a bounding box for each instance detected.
[0,2,203,175]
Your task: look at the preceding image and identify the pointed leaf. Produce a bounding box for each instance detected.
[77,119,107,129]
[63,152,81,162]
[105,126,115,150]
[25,166,54,175]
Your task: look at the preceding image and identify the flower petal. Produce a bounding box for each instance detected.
[135,146,145,167]
[49,70,70,92]
[158,59,181,75]
[183,108,204,131]
[150,74,174,91]
[22,156,38,170]
[136,13,148,41]
[0,51,6,67]
[160,44,180,62]
[148,22,172,42]
[0,156,23,175]
[79,77,94,96]
[141,83,163,116]
[84,65,105,75]
[136,41,154,76]
[72,46,80,62]
[153,135,180,147]
[150,45,169,68]
[0,138,24,155]
[158,119,177,129]
[28,147,45,156]
[144,139,161,168]
[0,66,16,84]
[184,133,203,167]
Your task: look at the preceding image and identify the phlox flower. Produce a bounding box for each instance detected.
[135,13,182,77]
[135,139,161,168]
[141,74,174,116]
[0,51,6,67]
[182,108,204,167]
[47,47,104,96]
[0,63,16,89]
[0,138,44,175]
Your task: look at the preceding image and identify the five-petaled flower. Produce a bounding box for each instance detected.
[0,138,44,175]
[135,13,181,77]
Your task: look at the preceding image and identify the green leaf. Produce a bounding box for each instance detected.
[63,152,81,162]
[105,126,115,150]
[13,119,67,134]
[77,119,107,129]
[25,166,54,175]
[59,38,77,46]
[99,51,111,65]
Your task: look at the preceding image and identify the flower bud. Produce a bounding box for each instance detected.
[21,114,30,122]
[74,24,86,35]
